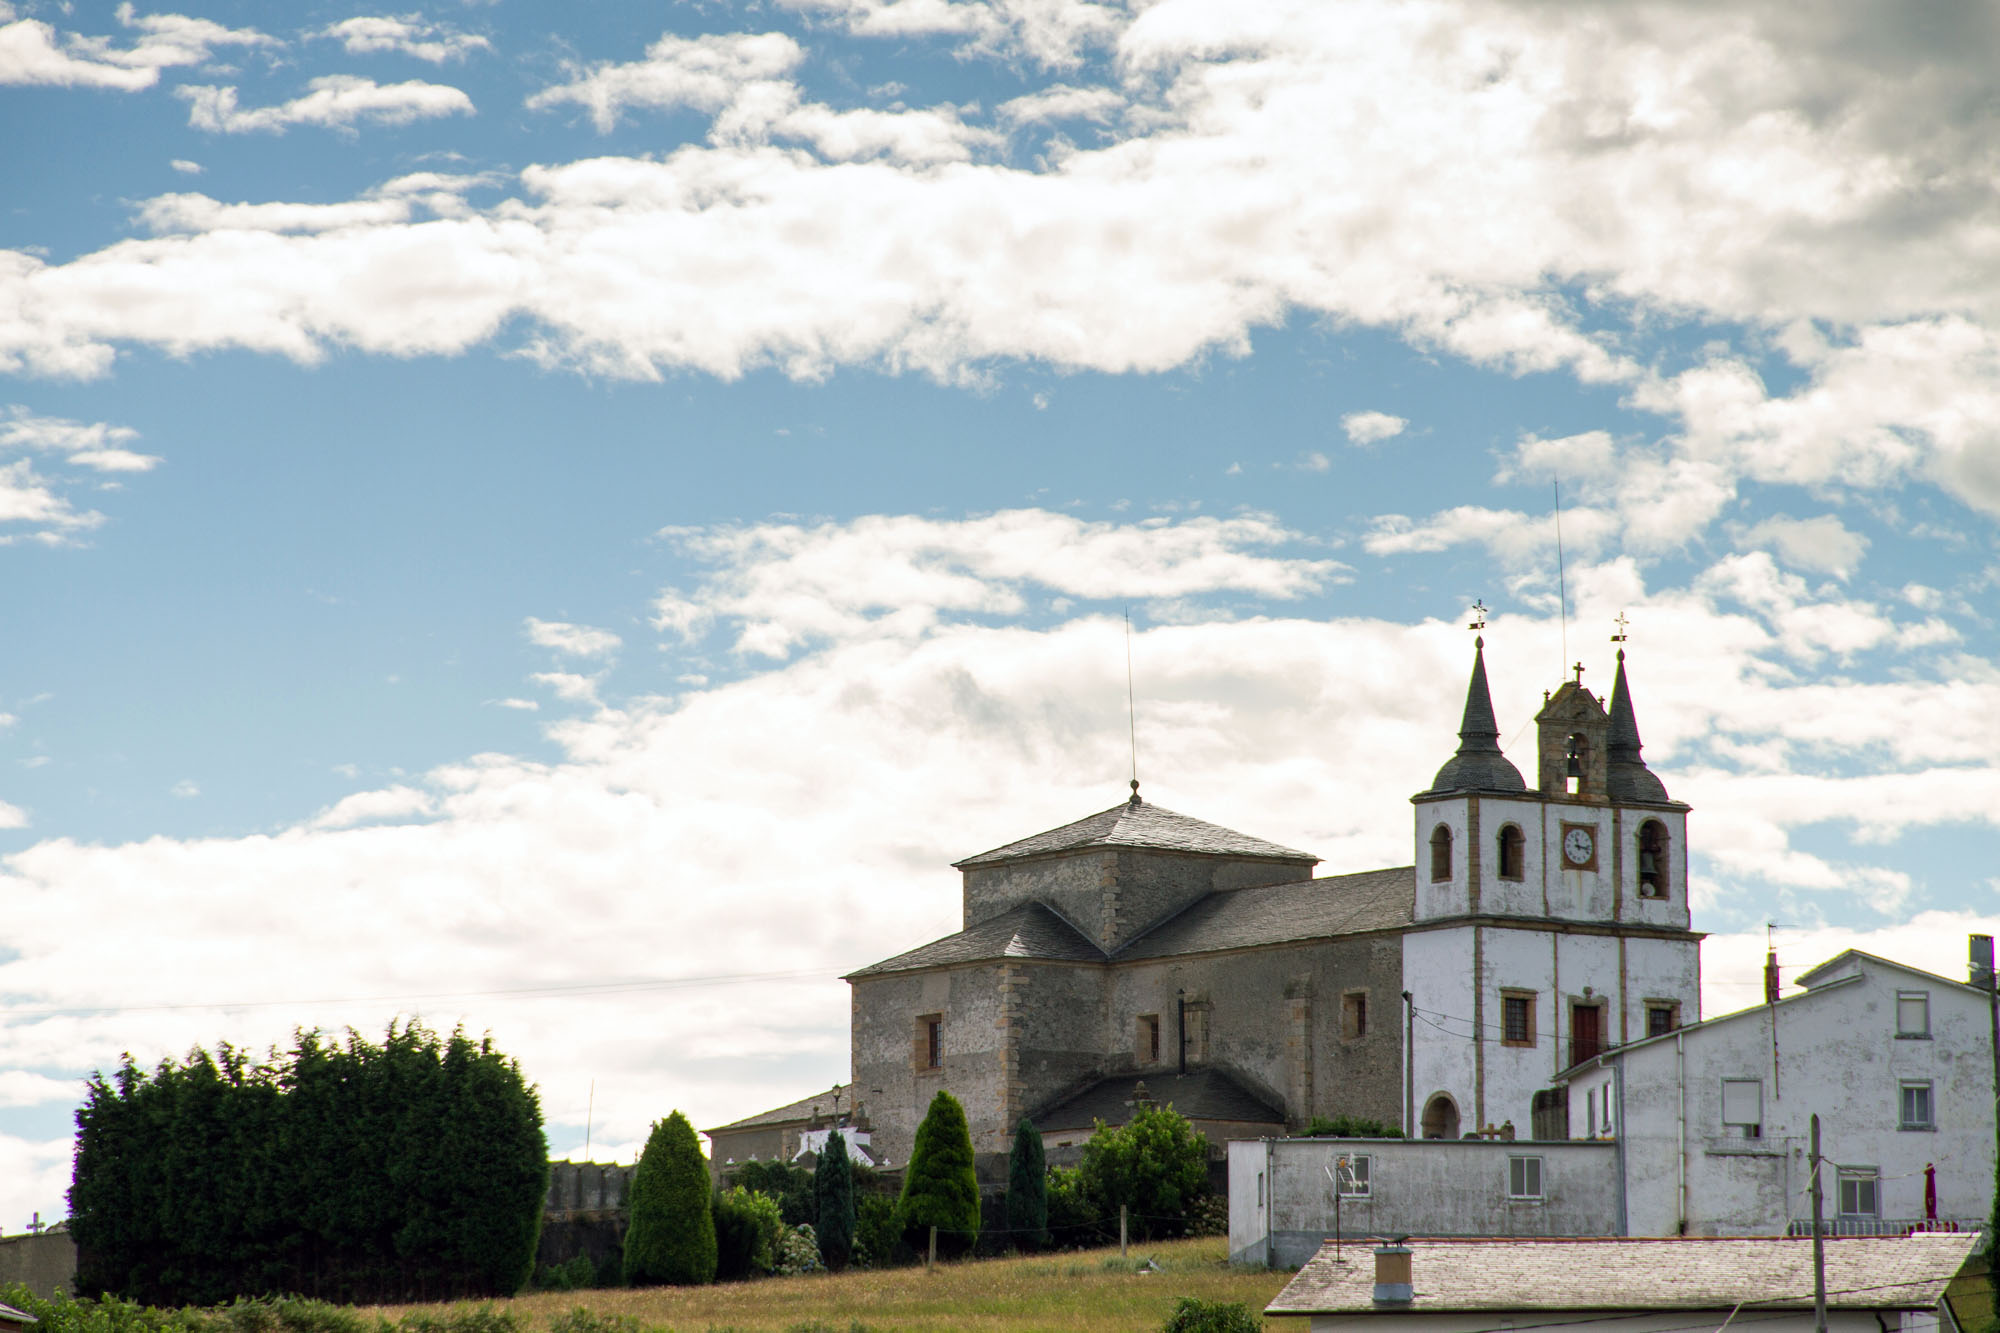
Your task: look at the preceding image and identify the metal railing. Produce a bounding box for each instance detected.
[1786,1216,1980,1237]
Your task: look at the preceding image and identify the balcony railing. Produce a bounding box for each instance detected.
[1786,1217,1981,1237]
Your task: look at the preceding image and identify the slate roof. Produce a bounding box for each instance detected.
[1606,649,1673,803]
[953,796,1318,868]
[1033,1067,1284,1132]
[1420,638,1527,796]
[844,902,1106,978]
[1115,865,1414,960]
[706,1083,853,1134]
[1267,1234,1979,1315]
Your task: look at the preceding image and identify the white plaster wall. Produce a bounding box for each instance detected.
[1612,806,1690,931]
[1623,933,1703,1034]
[1475,796,1548,918]
[1538,804,1616,921]
[1405,926,1478,1134]
[1413,799,1470,921]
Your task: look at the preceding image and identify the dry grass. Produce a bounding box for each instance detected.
[366,1238,1297,1333]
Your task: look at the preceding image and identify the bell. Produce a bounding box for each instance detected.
[1565,736,1583,778]
[1639,850,1658,874]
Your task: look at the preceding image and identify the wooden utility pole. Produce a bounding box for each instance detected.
[1809,1114,1827,1333]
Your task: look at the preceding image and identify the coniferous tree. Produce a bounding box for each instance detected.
[815,1129,855,1270]
[623,1111,718,1286]
[897,1090,979,1256]
[1005,1116,1048,1250]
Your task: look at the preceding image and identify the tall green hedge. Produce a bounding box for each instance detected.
[69,1023,546,1306]
[1005,1117,1048,1250]
[814,1130,855,1270]
[897,1091,979,1256]
[622,1112,716,1286]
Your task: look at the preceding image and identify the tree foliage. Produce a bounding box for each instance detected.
[897,1090,979,1256]
[1301,1114,1404,1138]
[1005,1117,1048,1250]
[724,1161,815,1227]
[68,1023,546,1306]
[1075,1104,1210,1241]
[622,1113,716,1287]
[813,1130,855,1271]
[710,1187,785,1281]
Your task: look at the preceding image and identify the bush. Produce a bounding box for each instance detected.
[1005,1118,1048,1251]
[775,1224,822,1276]
[546,1310,640,1333]
[1300,1114,1403,1138]
[1076,1104,1210,1241]
[1044,1164,1109,1249]
[712,1187,786,1281]
[623,1112,718,1286]
[727,1161,816,1227]
[815,1130,856,1271]
[898,1091,980,1257]
[1160,1297,1262,1333]
[852,1196,910,1269]
[530,1255,597,1292]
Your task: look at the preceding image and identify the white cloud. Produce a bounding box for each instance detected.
[313,785,438,829]
[0,798,27,829]
[526,31,804,131]
[525,618,623,659]
[998,83,1122,126]
[0,4,273,90]
[179,75,473,135]
[170,158,203,174]
[776,0,1124,69]
[0,1070,77,1107]
[0,459,104,543]
[317,16,489,64]
[169,779,199,798]
[531,671,602,705]
[1735,514,1870,580]
[1341,410,1406,445]
[493,697,540,711]
[1,406,160,471]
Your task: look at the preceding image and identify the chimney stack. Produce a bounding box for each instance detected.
[1372,1244,1412,1305]
[1763,950,1780,1004]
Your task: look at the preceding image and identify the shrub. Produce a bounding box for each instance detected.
[851,1196,909,1269]
[530,1255,597,1292]
[727,1161,816,1227]
[898,1090,980,1257]
[1044,1164,1108,1249]
[814,1130,856,1271]
[1300,1114,1403,1139]
[712,1187,786,1280]
[1076,1104,1210,1241]
[546,1309,640,1333]
[775,1224,822,1276]
[1005,1117,1049,1251]
[623,1112,718,1286]
[1160,1297,1261,1333]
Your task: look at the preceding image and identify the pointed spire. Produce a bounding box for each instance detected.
[1607,649,1642,760]
[1423,636,1526,795]
[1605,648,1670,802]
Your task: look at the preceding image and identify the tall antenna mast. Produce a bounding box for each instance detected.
[1553,480,1569,677]
[1124,606,1140,801]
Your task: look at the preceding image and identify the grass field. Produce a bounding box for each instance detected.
[370,1239,1297,1333]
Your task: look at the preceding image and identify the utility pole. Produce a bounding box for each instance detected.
[1402,991,1415,1138]
[1809,1114,1827,1333]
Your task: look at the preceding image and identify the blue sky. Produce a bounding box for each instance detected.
[2,0,1998,1227]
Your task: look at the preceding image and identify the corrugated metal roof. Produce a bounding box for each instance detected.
[953,796,1318,867]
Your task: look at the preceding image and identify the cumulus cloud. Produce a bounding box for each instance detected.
[1,406,159,471]
[526,31,804,131]
[317,16,489,64]
[179,75,474,134]
[169,158,203,174]
[0,3,274,90]
[776,0,1124,68]
[1341,410,1407,445]
[312,785,438,829]
[1735,514,1870,579]
[0,459,104,543]
[525,618,622,658]
[0,798,27,829]
[997,83,1122,126]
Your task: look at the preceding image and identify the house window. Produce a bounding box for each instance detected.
[1900,1081,1935,1130]
[1342,991,1368,1040]
[1335,1154,1370,1197]
[1637,820,1669,897]
[1502,992,1535,1047]
[915,1014,942,1072]
[1430,824,1453,881]
[1497,824,1525,881]
[1508,1155,1543,1199]
[1138,1014,1161,1065]
[1721,1078,1763,1137]
[1838,1168,1880,1218]
[1897,992,1930,1038]
[1645,1002,1679,1038]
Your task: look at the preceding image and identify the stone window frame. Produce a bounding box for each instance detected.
[1137,1013,1161,1065]
[1500,988,1536,1048]
[1341,989,1369,1041]
[1496,823,1526,881]
[1644,1000,1680,1038]
[1429,824,1453,882]
[914,1013,943,1073]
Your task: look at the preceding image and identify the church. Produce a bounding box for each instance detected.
[706,640,1701,1170]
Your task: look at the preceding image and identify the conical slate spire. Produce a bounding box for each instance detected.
[1425,637,1526,794]
[1605,649,1669,802]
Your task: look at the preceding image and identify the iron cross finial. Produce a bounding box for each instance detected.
[1611,612,1629,644]
[1468,599,1488,632]
[1572,661,1585,682]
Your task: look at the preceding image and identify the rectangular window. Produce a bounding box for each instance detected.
[1897,991,1931,1038]
[1508,1155,1543,1199]
[1646,1002,1679,1038]
[1502,991,1535,1047]
[1138,1014,1160,1065]
[1342,991,1368,1040]
[1900,1080,1934,1130]
[1721,1078,1763,1136]
[915,1014,943,1072]
[1335,1154,1370,1197]
[1838,1169,1879,1218]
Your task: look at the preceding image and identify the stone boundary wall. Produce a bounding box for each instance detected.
[0,1230,77,1299]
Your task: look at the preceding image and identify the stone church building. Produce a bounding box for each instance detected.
[706,642,1700,1169]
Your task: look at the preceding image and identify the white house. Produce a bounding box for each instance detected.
[1267,1234,1981,1333]
[1558,950,1995,1236]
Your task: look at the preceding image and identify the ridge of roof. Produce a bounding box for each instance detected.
[953,795,1318,868]
[1113,864,1415,961]
[706,1083,854,1133]
[844,901,1107,978]
[1794,948,1985,993]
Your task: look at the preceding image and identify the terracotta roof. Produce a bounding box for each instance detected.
[1033,1068,1284,1133]
[845,902,1105,978]
[953,796,1318,868]
[1268,1234,1980,1315]
[706,1083,852,1134]
[1114,865,1414,960]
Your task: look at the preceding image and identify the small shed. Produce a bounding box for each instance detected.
[0,1300,39,1333]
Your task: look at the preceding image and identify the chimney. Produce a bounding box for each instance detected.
[1972,935,1995,992]
[1763,951,1780,1005]
[1372,1244,1413,1305]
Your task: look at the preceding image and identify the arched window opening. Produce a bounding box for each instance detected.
[1422,1093,1461,1141]
[1566,733,1590,794]
[1497,824,1525,881]
[1638,820,1669,898]
[1429,824,1453,882]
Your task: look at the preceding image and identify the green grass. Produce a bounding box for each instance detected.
[367,1239,1296,1333]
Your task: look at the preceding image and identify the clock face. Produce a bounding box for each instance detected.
[1563,826,1596,867]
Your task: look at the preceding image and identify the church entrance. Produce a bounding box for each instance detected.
[1421,1093,1460,1140]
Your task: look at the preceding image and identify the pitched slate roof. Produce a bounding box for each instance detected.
[1114,865,1414,960]
[953,796,1318,868]
[844,902,1106,979]
[1033,1067,1284,1133]
[1268,1234,1979,1315]
[706,1084,852,1133]
[1420,638,1527,796]
[1606,649,1673,803]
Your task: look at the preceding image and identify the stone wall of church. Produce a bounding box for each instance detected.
[850,962,1011,1161]
[961,848,1310,953]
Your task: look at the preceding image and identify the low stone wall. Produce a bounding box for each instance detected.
[0,1230,77,1298]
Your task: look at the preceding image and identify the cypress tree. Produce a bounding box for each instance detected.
[1005,1116,1048,1250]
[897,1090,979,1256]
[624,1111,718,1286]
[815,1129,855,1270]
